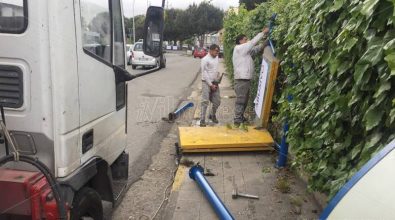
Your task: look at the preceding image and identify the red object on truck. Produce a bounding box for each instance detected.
[0,168,60,219]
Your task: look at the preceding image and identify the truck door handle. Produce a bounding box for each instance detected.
[82,129,94,154]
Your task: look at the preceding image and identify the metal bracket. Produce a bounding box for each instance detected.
[0,120,20,161]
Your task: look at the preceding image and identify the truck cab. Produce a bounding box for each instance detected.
[0,0,164,219]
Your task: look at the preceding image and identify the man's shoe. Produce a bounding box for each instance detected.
[209,115,219,124]
[200,120,206,127]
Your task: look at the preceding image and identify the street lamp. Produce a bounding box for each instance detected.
[132,0,136,43]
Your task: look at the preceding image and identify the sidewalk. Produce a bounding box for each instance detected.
[163,60,320,220]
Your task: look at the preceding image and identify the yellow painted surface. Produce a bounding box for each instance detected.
[261,59,279,128]
[171,165,187,192]
[179,126,274,152]
[260,49,280,128]
[182,146,272,153]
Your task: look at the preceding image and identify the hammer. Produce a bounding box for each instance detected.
[232,187,259,200]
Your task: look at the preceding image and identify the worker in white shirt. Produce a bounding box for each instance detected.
[200,44,221,127]
[232,27,269,126]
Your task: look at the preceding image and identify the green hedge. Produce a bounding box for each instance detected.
[223,4,270,108]
[224,0,395,198]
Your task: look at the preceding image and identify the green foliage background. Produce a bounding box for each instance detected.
[224,0,395,198]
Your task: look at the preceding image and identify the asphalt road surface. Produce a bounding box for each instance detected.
[125,52,200,184]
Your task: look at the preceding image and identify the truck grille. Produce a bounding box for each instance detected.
[0,65,23,108]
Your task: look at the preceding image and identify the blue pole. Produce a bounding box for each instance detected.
[276,95,292,168]
[276,121,289,168]
[169,102,194,121]
[189,165,234,220]
[268,13,277,56]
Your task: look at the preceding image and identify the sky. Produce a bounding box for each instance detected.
[122,0,239,17]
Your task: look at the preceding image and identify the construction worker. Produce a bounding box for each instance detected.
[200,44,221,127]
[232,27,269,126]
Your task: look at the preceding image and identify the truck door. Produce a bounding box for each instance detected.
[75,0,127,164]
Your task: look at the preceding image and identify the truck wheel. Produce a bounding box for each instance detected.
[132,65,137,69]
[70,187,103,220]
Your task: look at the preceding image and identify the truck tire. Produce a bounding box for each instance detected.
[70,187,103,220]
[160,56,166,68]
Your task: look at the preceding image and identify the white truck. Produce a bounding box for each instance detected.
[0,0,164,219]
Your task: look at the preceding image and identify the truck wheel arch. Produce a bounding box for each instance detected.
[59,158,114,206]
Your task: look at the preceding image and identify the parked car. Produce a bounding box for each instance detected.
[193,47,207,58]
[126,44,133,65]
[130,42,166,69]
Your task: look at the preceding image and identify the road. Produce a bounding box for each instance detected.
[125,52,200,184]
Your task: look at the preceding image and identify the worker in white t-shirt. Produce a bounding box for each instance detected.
[200,44,221,127]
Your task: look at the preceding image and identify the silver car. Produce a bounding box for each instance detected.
[130,42,166,69]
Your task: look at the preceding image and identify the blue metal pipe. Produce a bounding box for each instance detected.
[276,96,292,168]
[168,102,194,121]
[276,121,289,168]
[189,165,234,220]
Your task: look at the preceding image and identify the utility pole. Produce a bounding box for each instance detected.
[132,0,136,43]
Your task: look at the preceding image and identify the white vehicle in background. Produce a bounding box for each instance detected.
[131,42,166,69]
[126,44,133,65]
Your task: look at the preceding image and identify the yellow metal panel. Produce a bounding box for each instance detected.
[179,126,274,152]
[261,58,279,128]
[182,146,272,153]
[259,47,280,128]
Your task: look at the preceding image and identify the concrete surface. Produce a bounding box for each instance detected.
[163,60,321,220]
[112,56,321,220]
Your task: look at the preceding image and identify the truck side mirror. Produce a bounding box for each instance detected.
[143,6,164,58]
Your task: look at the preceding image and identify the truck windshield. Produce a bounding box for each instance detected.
[0,0,27,34]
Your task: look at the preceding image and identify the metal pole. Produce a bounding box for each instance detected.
[189,165,234,220]
[168,102,194,121]
[276,121,289,168]
[276,94,292,168]
[268,13,277,56]
[132,0,136,43]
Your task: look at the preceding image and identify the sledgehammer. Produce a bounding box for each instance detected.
[232,187,259,200]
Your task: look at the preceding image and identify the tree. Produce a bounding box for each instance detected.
[124,15,145,43]
[163,8,183,44]
[125,2,224,47]
[239,0,266,10]
[190,2,224,46]
[176,4,198,42]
